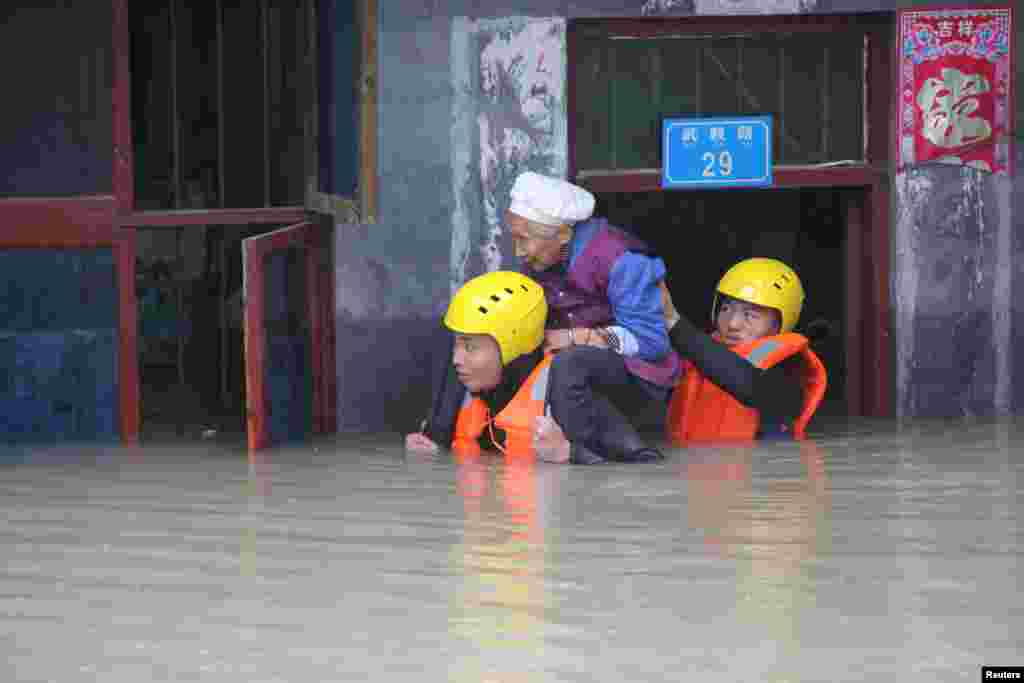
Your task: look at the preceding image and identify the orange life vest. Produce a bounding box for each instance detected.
[666,333,827,445]
[451,354,554,460]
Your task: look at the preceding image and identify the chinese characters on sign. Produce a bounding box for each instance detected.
[677,124,753,149]
[898,7,1013,175]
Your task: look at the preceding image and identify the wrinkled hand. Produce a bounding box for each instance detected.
[405,432,440,453]
[542,329,571,355]
[543,328,607,353]
[659,280,680,330]
[533,414,570,463]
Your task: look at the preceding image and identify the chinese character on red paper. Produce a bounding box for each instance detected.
[899,8,1013,175]
[916,67,992,148]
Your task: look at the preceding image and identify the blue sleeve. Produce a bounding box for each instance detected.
[607,252,671,361]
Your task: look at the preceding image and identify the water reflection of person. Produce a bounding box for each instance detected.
[685,442,830,682]
[449,452,559,682]
[240,449,273,578]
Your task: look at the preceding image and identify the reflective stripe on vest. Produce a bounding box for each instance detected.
[531,362,550,402]
[745,339,783,368]
[452,354,554,458]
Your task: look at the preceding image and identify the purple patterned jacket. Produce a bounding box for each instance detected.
[526,218,681,389]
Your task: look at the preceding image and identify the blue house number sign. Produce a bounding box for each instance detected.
[661,116,772,189]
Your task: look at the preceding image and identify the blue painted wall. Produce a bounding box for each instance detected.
[0,249,119,443]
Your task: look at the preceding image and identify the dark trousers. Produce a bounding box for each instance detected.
[547,346,669,459]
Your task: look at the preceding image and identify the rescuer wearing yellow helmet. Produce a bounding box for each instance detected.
[405,270,662,464]
[664,258,828,443]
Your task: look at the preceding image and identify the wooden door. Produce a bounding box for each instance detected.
[243,221,328,451]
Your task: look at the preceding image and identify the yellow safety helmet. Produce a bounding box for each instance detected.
[714,257,805,333]
[443,271,547,365]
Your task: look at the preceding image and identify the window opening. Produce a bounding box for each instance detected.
[572,21,867,178]
[129,0,315,211]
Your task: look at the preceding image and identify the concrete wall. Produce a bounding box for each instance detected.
[335,0,1022,432]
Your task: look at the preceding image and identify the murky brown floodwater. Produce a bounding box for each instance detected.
[2,417,1021,682]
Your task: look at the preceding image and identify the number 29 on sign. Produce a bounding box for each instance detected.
[702,150,733,177]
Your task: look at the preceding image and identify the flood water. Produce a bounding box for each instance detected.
[2,418,1021,682]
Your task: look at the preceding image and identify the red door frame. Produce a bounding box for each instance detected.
[242,221,328,452]
[567,14,894,417]
[109,0,336,442]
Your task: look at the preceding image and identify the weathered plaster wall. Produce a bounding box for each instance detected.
[335,0,1022,433]
[888,0,1021,418]
[332,9,456,433]
[894,167,1015,418]
[451,16,568,291]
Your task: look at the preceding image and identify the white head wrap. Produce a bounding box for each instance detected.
[508,172,596,238]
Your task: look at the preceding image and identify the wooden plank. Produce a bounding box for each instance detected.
[119,206,308,227]
[222,1,267,209]
[323,223,337,434]
[116,227,140,443]
[112,0,134,214]
[262,0,272,206]
[584,14,870,39]
[829,32,864,162]
[659,37,699,120]
[0,198,117,245]
[243,221,318,451]
[569,25,611,176]
[699,37,741,118]
[305,230,323,434]
[610,39,659,169]
[359,0,378,222]
[575,165,880,193]
[303,0,320,209]
[169,0,183,210]
[844,194,864,416]
[868,182,892,419]
[866,23,894,418]
[216,0,226,211]
[781,37,824,163]
[243,233,267,452]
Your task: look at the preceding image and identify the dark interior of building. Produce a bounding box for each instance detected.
[129,1,316,441]
[134,224,291,440]
[597,187,850,417]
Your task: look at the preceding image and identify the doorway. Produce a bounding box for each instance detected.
[125,0,333,445]
[135,223,278,440]
[596,187,855,416]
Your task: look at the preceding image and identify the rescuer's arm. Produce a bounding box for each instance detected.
[668,314,803,425]
[408,346,464,451]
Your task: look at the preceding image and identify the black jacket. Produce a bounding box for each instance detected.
[667,315,804,433]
